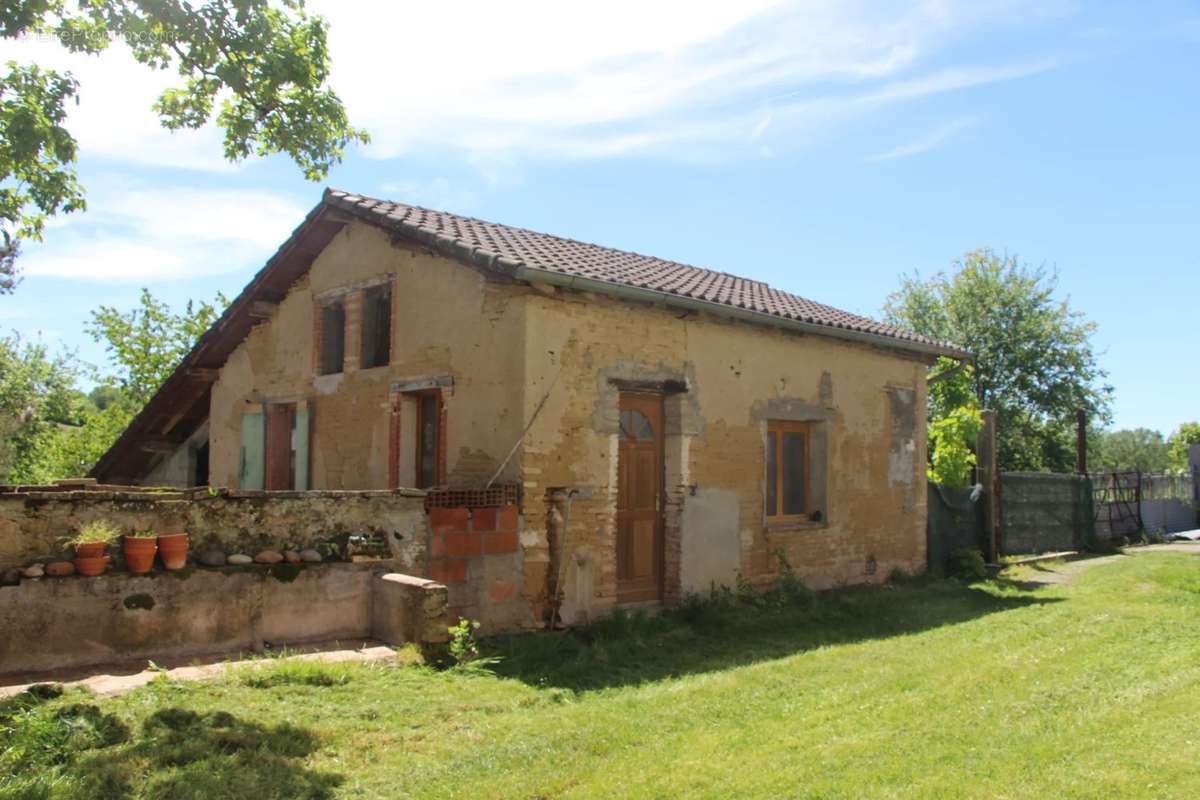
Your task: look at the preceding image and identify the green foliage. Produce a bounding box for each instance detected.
[1090,427,1171,473]
[72,519,121,545]
[0,0,367,289]
[445,619,501,672]
[0,61,84,293]
[0,333,88,482]
[1166,422,1200,472]
[884,249,1112,473]
[927,403,982,486]
[0,290,226,484]
[770,548,815,607]
[948,547,988,582]
[87,288,226,406]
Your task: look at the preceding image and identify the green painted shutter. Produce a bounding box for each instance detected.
[239,410,265,490]
[294,403,311,490]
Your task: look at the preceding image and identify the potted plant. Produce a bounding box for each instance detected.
[123,529,158,574]
[157,531,190,570]
[71,520,119,577]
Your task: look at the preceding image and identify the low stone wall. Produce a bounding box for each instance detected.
[0,487,429,573]
[0,563,448,676]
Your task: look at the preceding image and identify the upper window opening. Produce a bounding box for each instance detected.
[318,302,345,375]
[361,284,392,369]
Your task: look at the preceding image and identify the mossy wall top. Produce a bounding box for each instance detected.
[0,488,428,572]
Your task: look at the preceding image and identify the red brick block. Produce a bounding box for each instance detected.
[429,506,469,533]
[484,530,519,555]
[488,580,518,604]
[472,507,498,531]
[429,533,447,558]
[429,558,467,584]
[446,532,482,558]
[497,505,519,531]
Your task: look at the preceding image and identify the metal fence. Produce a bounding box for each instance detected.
[1090,471,1197,540]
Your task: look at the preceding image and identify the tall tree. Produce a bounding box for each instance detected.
[87,288,226,406]
[0,333,87,482]
[0,289,225,483]
[1166,422,1200,472]
[884,249,1112,473]
[1090,428,1170,473]
[1,0,368,291]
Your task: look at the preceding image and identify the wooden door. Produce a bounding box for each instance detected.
[616,393,664,603]
[264,403,295,490]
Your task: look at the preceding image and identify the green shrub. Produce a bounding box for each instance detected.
[948,547,987,582]
[769,549,814,607]
[71,519,121,545]
[735,572,763,606]
[445,619,501,673]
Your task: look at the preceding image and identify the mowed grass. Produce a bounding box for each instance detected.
[3,550,1199,799]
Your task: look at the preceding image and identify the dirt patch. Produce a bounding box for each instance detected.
[1000,543,1200,589]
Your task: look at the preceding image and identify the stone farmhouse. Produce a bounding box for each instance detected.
[92,189,964,627]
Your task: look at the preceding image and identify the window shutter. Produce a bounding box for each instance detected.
[294,401,311,490]
[239,409,265,490]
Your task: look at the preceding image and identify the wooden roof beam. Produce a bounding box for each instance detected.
[249,300,279,320]
[138,437,186,455]
[186,367,220,382]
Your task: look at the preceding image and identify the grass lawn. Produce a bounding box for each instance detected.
[3,550,1199,799]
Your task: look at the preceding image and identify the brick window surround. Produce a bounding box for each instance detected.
[389,381,451,490]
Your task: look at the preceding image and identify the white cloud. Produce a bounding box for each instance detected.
[0,1,1070,170]
[867,115,982,161]
[0,34,231,172]
[21,185,307,282]
[313,0,1065,160]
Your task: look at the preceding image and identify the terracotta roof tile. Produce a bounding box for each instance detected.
[325,189,960,356]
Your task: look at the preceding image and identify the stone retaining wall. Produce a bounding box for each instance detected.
[0,564,448,676]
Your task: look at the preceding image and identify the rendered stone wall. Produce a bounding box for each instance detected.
[0,564,449,676]
[207,222,527,491]
[519,288,930,625]
[0,487,429,573]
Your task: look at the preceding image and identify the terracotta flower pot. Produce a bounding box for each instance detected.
[157,533,189,570]
[124,536,158,574]
[73,555,111,577]
[74,541,107,559]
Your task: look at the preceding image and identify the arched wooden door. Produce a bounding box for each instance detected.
[616,393,664,603]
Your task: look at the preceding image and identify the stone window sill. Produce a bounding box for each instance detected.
[764,519,829,533]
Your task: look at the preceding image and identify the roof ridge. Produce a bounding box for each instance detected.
[325,187,962,355]
[329,187,775,290]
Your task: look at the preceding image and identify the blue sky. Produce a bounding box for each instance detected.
[3,0,1198,435]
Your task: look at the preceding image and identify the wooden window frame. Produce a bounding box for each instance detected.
[766,420,810,521]
[413,389,446,490]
